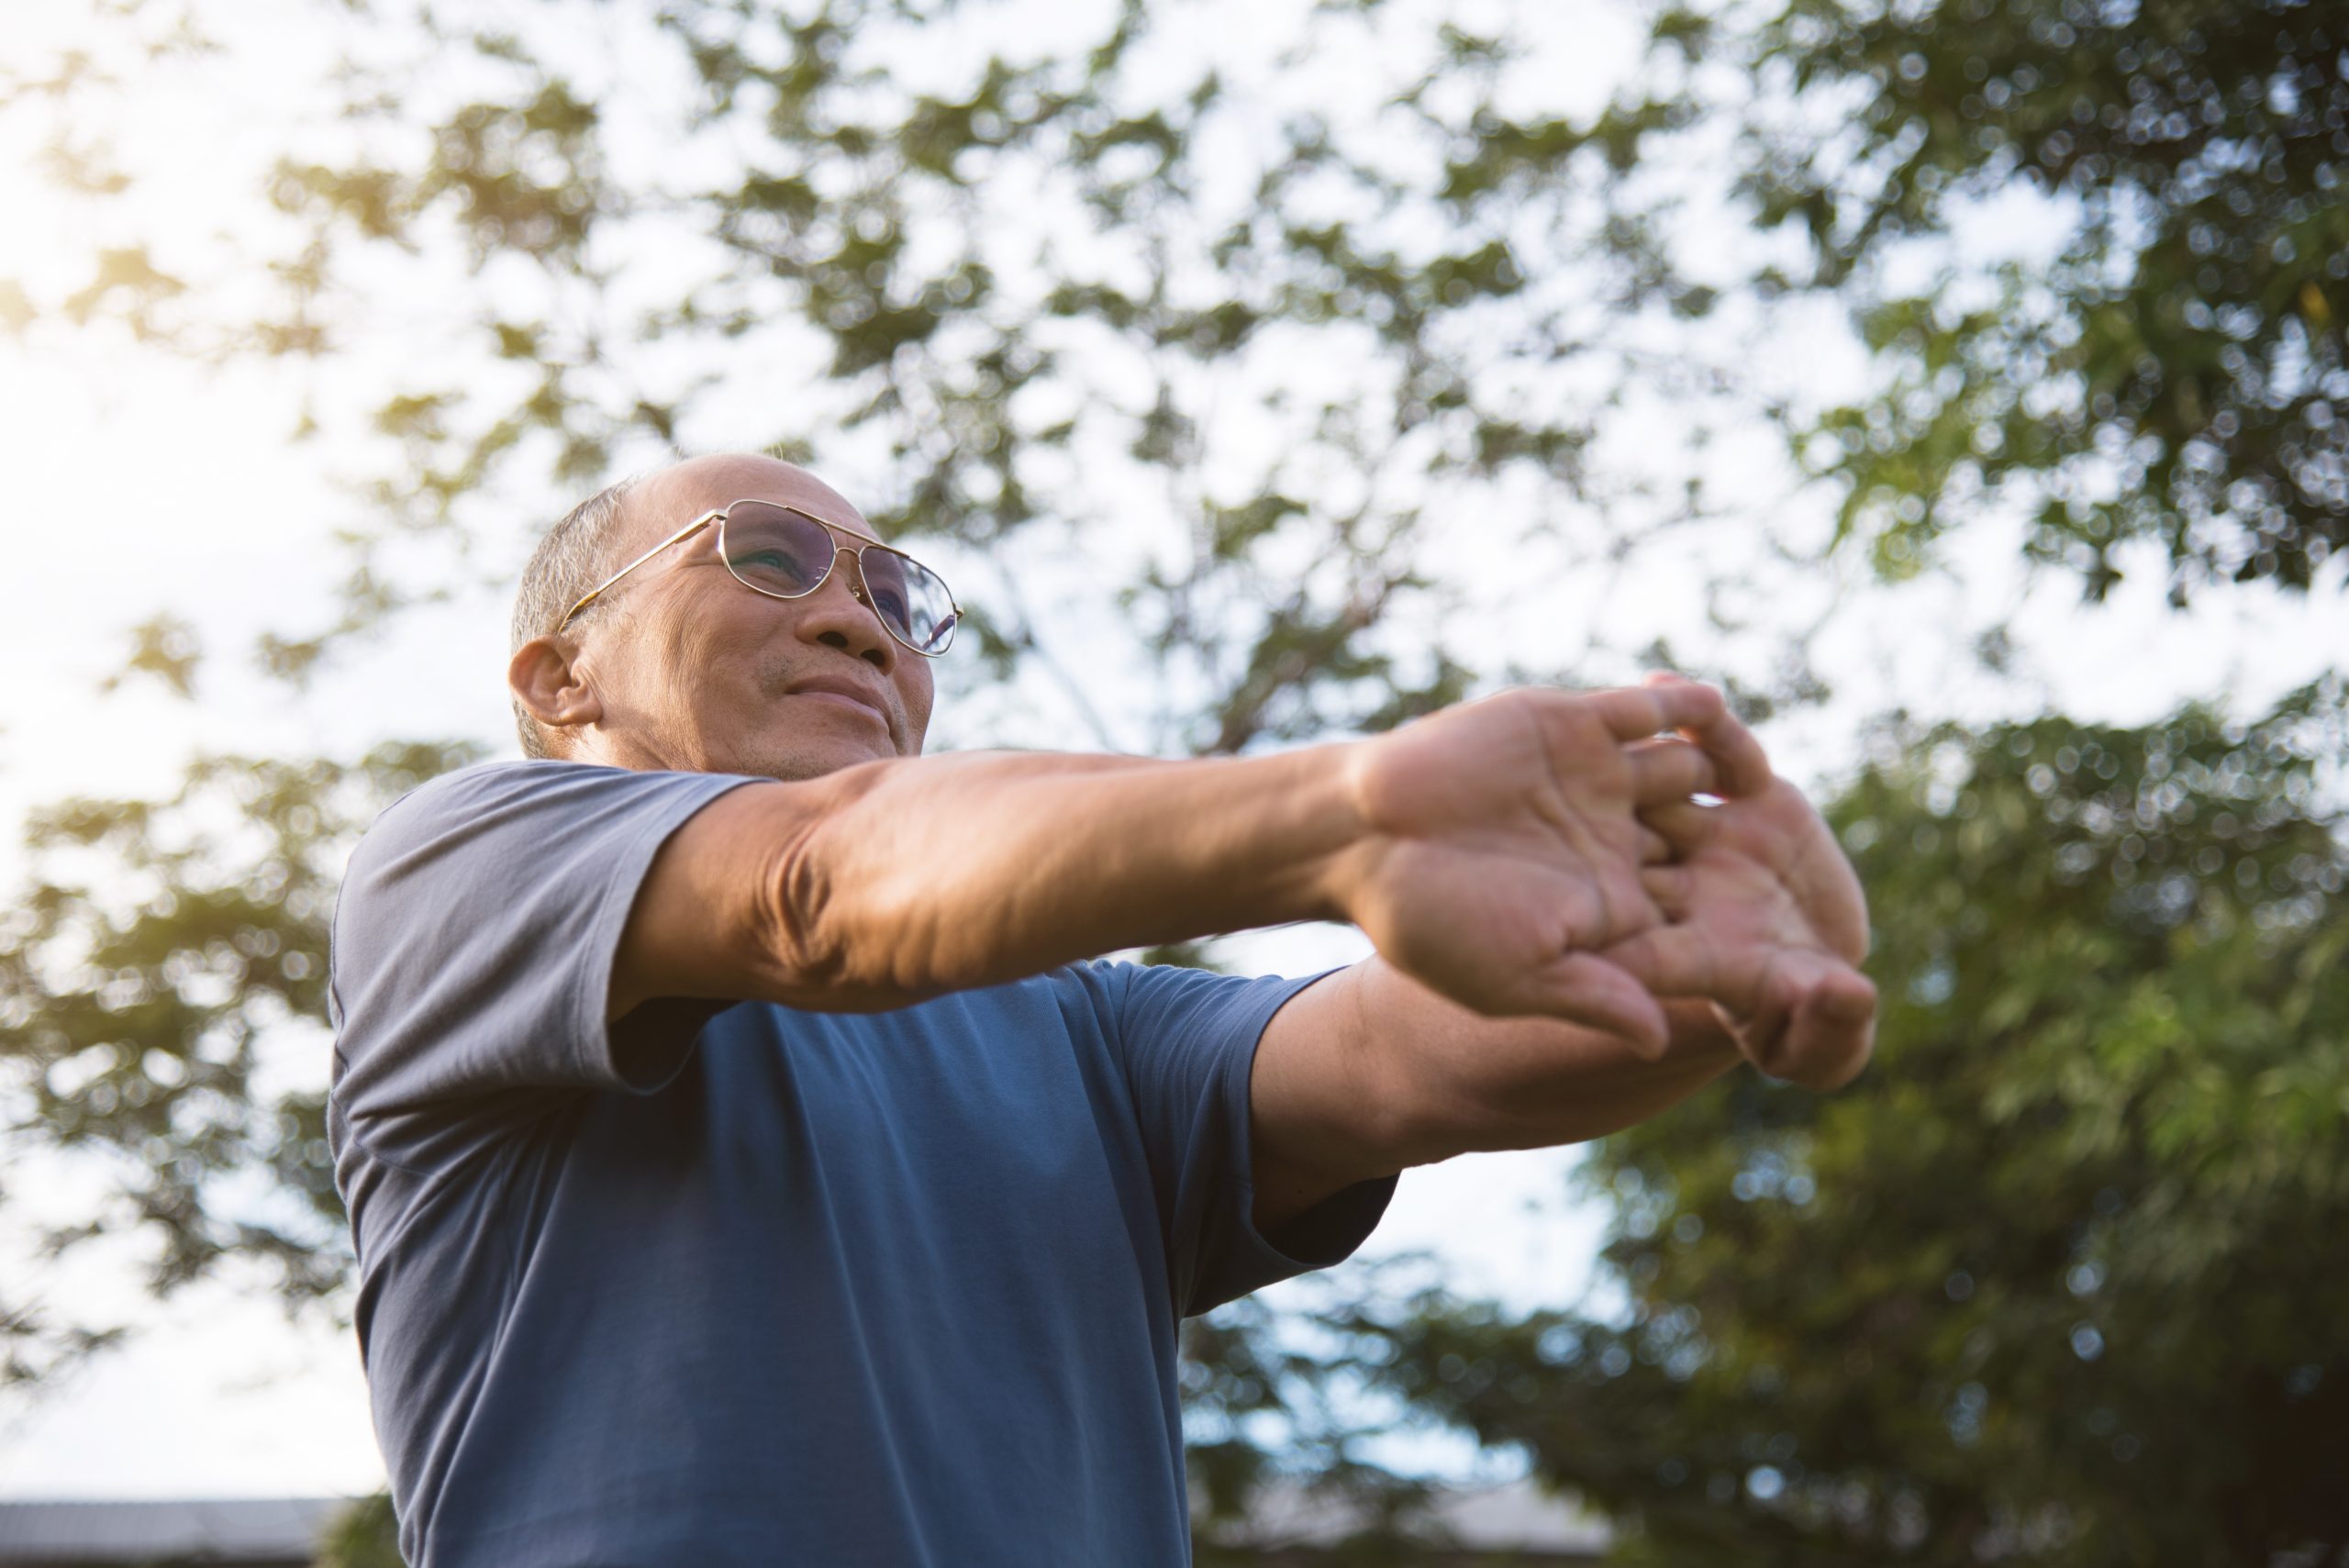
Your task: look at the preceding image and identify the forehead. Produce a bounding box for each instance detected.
[623,455,879,555]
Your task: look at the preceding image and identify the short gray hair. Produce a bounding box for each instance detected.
[509,473,647,759]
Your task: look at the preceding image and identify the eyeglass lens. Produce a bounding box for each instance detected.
[721,501,958,655]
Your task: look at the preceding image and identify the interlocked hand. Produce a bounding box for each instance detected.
[1602,675,1876,1088]
[1335,681,1755,1051]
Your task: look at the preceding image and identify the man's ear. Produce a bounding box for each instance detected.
[508,634,605,743]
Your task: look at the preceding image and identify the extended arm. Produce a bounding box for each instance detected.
[614,683,1738,1039]
[1249,957,1748,1231]
[611,746,1360,1019]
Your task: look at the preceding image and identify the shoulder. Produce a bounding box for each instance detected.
[336,761,763,952]
[356,759,741,863]
[368,758,641,833]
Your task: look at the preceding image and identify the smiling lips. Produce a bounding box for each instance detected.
[787,679,889,727]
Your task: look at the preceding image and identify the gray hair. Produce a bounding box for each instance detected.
[508,473,647,759]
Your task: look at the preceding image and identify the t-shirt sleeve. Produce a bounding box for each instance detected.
[1106,961,1397,1318]
[328,759,761,1162]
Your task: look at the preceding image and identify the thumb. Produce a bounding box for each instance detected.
[1766,967,1878,1090]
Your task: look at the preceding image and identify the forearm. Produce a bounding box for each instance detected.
[1249,954,1744,1232]
[778,745,1366,1001]
[1346,956,1742,1165]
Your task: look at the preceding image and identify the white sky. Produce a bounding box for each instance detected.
[2,0,2344,1504]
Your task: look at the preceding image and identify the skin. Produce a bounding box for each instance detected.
[508,453,1876,1244]
[1617,673,1876,1091]
[509,453,935,784]
[1247,685,1875,1223]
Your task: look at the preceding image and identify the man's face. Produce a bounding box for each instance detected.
[541,453,937,782]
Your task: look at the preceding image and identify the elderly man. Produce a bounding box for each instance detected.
[328,451,1874,1567]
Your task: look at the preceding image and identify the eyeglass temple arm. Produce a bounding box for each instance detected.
[557,511,720,629]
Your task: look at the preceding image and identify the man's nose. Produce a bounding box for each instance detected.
[798,546,898,669]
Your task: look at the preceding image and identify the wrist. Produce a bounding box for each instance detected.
[1290,737,1381,927]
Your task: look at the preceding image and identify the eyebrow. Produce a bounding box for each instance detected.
[739,496,882,543]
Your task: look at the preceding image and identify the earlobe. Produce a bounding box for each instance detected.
[508,636,605,736]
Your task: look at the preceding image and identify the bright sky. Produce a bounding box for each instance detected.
[2,0,2344,1505]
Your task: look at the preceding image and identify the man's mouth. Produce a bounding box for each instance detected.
[785,676,890,728]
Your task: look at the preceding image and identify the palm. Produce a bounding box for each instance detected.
[1692,779,1869,965]
[1623,782,1876,1089]
[1339,684,1740,1045]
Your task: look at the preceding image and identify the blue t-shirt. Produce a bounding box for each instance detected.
[327,760,1394,1567]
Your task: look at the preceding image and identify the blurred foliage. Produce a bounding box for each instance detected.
[1365,682,2349,1562]
[315,1493,406,1568]
[1,0,2343,1561]
[5,0,1767,728]
[0,0,1759,1396]
[0,742,479,1382]
[1648,0,2349,596]
[7,0,1730,1545]
[1185,1271,1442,1564]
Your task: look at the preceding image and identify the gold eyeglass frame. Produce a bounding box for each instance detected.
[555,499,961,657]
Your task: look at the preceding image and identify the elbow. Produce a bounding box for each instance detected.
[755,796,980,1009]
[759,817,852,994]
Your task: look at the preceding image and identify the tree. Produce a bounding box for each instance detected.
[5,0,2340,1560]
[316,1493,406,1568]
[0,744,477,1387]
[1375,680,2349,1563]
[1643,0,2349,597]
[6,0,1789,714]
[2,0,1781,1541]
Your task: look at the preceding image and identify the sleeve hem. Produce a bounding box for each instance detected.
[1231,965,1395,1270]
[1233,1169,1400,1274]
[1179,964,1396,1317]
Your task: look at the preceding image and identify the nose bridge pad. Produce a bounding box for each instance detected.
[823,547,889,662]
[834,544,868,605]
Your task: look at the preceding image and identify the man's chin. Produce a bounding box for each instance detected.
[728,731,897,784]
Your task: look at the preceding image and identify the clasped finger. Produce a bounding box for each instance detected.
[1626,738,1719,808]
